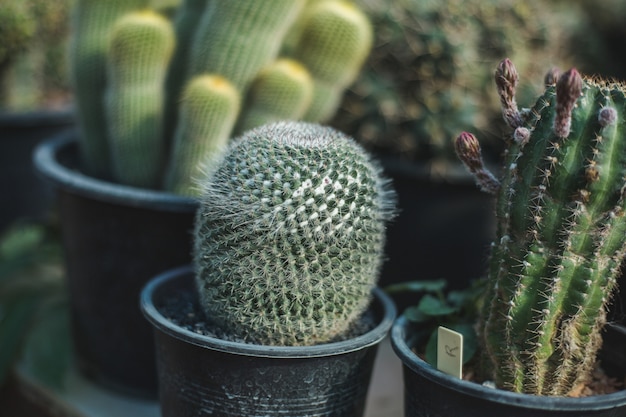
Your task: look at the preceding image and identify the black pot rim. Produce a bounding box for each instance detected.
[0,107,75,127]
[390,315,626,411]
[141,265,397,359]
[32,131,198,212]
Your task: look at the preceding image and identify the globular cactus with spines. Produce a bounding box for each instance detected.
[164,75,240,195]
[105,10,175,188]
[455,58,626,396]
[69,0,150,179]
[234,58,313,136]
[193,121,396,346]
[290,0,373,123]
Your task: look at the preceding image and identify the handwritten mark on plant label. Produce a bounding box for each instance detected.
[437,326,463,379]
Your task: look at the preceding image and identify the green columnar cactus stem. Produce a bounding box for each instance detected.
[163,75,241,196]
[69,0,149,178]
[193,121,395,346]
[105,10,175,188]
[188,0,306,91]
[290,0,373,122]
[456,59,626,396]
[234,58,314,135]
[163,0,207,145]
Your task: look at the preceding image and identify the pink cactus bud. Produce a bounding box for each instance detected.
[598,106,618,127]
[554,68,583,138]
[544,67,561,87]
[455,132,500,194]
[495,58,523,128]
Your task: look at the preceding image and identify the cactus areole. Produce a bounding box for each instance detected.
[456,59,626,396]
[193,121,395,346]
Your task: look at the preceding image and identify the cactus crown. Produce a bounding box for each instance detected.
[456,59,626,396]
[193,121,395,346]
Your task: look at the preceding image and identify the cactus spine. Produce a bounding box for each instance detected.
[193,121,395,346]
[291,1,373,122]
[456,59,626,396]
[164,75,240,196]
[69,0,149,178]
[105,10,175,188]
[235,58,314,135]
[188,0,306,91]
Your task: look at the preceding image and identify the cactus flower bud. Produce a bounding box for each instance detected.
[455,132,500,194]
[554,68,583,138]
[495,58,523,129]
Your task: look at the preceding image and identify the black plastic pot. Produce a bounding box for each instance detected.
[0,109,75,232]
[33,133,198,398]
[140,265,397,417]
[391,315,626,417]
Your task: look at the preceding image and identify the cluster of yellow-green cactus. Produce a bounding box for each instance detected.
[69,0,373,195]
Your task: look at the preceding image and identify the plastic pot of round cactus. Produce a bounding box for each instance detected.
[141,121,397,416]
[391,59,626,415]
[142,266,396,417]
[33,132,198,398]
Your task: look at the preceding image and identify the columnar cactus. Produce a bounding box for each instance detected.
[188,0,306,91]
[193,121,396,346]
[234,58,314,136]
[164,75,240,195]
[290,0,373,123]
[68,0,373,193]
[69,0,149,178]
[455,58,626,396]
[105,10,175,188]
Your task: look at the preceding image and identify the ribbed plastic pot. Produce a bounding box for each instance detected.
[391,315,626,417]
[0,109,75,232]
[140,265,397,417]
[32,133,198,398]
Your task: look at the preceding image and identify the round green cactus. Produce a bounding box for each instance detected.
[456,59,626,396]
[193,121,396,346]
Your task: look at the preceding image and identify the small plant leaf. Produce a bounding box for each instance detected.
[403,305,431,323]
[418,294,458,316]
[384,279,446,295]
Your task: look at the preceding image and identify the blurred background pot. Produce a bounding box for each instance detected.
[33,132,198,398]
[0,109,74,233]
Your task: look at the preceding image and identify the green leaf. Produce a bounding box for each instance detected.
[0,294,41,384]
[384,279,447,295]
[403,305,431,323]
[417,294,458,316]
[20,296,71,390]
